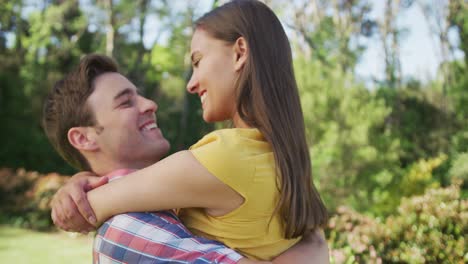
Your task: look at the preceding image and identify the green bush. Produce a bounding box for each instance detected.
[0,168,39,215]
[367,155,447,217]
[0,168,68,230]
[398,155,446,197]
[327,182,468,263]
[2,167,467,262]
[449,152,468,184]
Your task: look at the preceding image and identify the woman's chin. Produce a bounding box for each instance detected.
[202,111,232,124]
[202,112,215,123]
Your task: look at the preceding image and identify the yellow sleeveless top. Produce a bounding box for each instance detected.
[179,128,300,260]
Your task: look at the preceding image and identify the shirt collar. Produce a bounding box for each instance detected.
[104,168,137,182]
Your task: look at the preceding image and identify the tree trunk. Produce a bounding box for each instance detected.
[418,0,452,94]
[104,0,115,57]
[177,5,196,150]
[134,0,148,92]
[381,0,401,88]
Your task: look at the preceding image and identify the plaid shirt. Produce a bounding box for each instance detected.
[93,169,242,264]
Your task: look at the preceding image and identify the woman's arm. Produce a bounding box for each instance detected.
[51,172,109,232]
[54,150,243,231]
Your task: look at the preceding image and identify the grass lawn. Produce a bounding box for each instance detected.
[0,225,94,264]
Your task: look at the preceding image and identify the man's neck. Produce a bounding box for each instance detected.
[88,157,155,177]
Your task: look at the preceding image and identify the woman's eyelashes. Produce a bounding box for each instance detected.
[192,54,202,68]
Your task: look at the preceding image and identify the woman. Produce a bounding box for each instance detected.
[53,0,328,260]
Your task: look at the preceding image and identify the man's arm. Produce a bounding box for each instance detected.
[272,229,330,264]
[238,229,329,264]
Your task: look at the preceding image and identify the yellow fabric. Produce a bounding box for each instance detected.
[179,128,301,260]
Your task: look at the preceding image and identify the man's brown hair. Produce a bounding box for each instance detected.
[42,54,118,170]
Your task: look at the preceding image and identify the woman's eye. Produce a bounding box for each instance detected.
[193,60,200,67]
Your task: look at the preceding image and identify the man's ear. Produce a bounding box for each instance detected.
[233,36,248,72]
[67,127,99,152]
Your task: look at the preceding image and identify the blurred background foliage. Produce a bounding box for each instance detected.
[0,0,467,263]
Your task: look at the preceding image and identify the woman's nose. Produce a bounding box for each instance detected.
[186,73,198,94]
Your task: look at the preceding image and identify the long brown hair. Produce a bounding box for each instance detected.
[195,0,328,238]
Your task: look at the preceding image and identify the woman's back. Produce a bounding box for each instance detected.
[179,128,300,260]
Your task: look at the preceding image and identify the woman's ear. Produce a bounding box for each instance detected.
[68,127,99,152]
[233,36,248,71]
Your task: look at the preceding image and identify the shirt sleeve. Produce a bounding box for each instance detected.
[93,212,243,264]
[189,130,254,197]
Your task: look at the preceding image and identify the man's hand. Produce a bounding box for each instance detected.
[237,229,329,264]
[273,229,330,264]
[51,171,108,233]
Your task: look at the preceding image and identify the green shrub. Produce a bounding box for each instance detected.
[449,152,468,184]
[368,155,447,217]
[0,168,68,230]
[327,206,386,263]
[327,182,468,263]
[398,154,446,197]
[0,168,39,215]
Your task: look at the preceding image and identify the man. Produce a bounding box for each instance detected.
[43,54,329,263]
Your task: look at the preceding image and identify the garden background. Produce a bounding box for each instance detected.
[0,0,466,263]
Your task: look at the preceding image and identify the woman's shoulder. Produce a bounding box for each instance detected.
[190,128,266,151]
[188,129,261,193]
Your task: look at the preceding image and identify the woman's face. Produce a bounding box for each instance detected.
[186,29,239,123]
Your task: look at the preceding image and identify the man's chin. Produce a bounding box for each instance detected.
[149,141,171,161]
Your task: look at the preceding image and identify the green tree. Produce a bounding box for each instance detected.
[288,0,375,73]
[295,57,401,214]
[1,0,93,173]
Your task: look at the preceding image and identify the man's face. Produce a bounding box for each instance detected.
[86,72,170,168]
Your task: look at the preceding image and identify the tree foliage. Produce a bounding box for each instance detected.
[0,0,466,225]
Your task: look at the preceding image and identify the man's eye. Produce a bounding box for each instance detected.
[193,60,200,67]
[120,100,132,107]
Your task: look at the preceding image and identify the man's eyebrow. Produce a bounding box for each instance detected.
[113,88,134,101]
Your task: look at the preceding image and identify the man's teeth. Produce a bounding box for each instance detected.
[201,93,207,104]
[142,123,157,131]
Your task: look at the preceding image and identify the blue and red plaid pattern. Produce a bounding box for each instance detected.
[92,170,242,264]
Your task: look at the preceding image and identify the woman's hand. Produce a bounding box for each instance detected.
[50,171,108,233]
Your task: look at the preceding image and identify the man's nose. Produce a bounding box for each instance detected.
[139,96,157,114]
